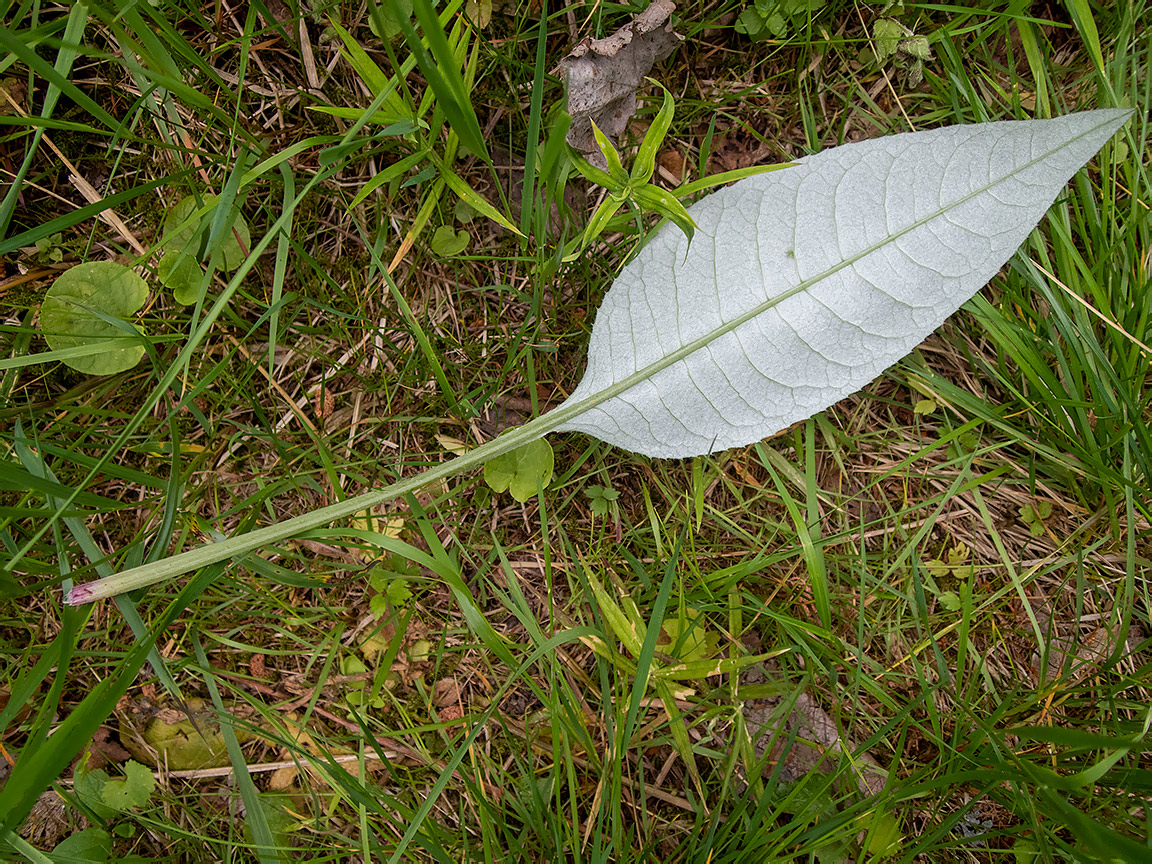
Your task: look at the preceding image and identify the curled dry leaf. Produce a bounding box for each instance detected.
[81,726,132,771]
[431,677,462,709]
[735,683,888,798]
[561,0,683,164]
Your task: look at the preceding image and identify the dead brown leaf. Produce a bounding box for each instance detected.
[657,148,685,183]
[561,0,683,164]
[81,725,132,771]
[267,764,298,791]
[431,677,462,709]
[738,684,888,798]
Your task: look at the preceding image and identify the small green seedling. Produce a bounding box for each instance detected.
[483,438,554,502]
[924,541,973,581]
[923,541,973,612]
[368,554,417,619]
[584,483,620,519]
[736,0,826,41]
[1012,837,1041,862]
[40,261,148,375]
[99,760,156,811]
[569,81,696,253]
[74,755,156,821]
[341,654,386,711]
[34,231,65,264]
[872,17,933,86]
[1019,501,1053,537]
[913,397,936,415]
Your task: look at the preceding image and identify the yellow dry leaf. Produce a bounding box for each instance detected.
[435,433,469,455]
[268,765,298,791]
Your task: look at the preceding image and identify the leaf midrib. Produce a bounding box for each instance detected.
[553,113,1126,430]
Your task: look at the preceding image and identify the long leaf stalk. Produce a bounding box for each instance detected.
[66,409,557,603]
[67,111,1128,603]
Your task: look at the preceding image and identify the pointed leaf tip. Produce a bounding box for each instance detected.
[555,110,1132,457]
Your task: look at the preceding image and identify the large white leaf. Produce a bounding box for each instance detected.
[555,110,1131,457]
[63,110,1133,605]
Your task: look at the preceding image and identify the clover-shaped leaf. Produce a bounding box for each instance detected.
[584,484,620,517]
[40,261,148,375]
[367,557,416,618]
[923,541,973,584]
[34,232,65,264]
[1019,501,1053,537]
[943,542,973,579]
[483,439,554,502]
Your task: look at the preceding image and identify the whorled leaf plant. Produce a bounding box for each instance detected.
[66,109,1131,604]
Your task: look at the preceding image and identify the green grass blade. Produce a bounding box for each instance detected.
[5,101,402,573]
[390,0,489,162]
[0,565,223,833]
[384,628,588,863]
[759,443,830,628]
[0,1,89,235]
[0,169,192,256]
[519,0,548,240]
[193,635,277,863]
[0,22,116,129]
[438,162,523,235]
[12,423,181,695]
[267,160,294,374]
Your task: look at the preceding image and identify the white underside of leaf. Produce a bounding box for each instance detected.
[555,110,1130,457]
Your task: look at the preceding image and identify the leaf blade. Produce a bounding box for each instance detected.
[556,110,1132,457]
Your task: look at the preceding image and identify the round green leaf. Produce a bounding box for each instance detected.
[101,760,155,811]
[40,261,148,376]
[431,224,470,257]
[161,195,204,249]
[162,194,250,271]
[483,439,554,502]
[51,827,111,863]
[453,198,476,223]
[367,0,412,39]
